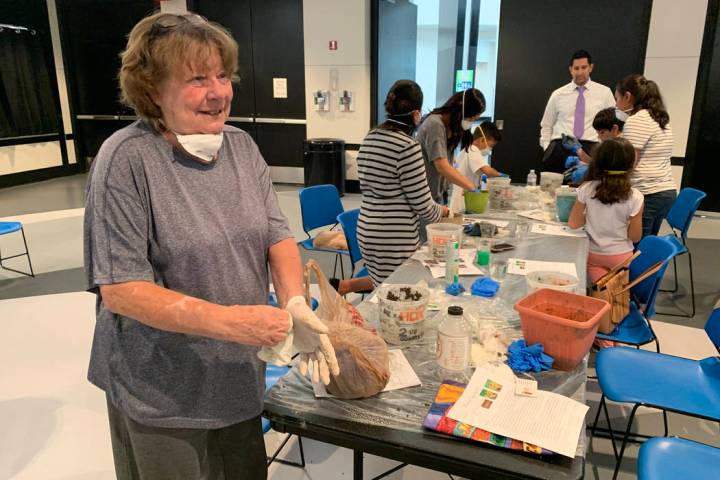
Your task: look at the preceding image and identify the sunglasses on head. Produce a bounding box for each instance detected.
[149,13,207,38]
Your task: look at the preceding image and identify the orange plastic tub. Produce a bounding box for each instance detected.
[514,288,610,371]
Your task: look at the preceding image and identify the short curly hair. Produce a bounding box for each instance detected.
[119,12,239,131]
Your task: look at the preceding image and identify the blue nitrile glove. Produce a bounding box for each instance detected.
[470,276,500,297]
[445,282,466,296]
[569,163,589,184]
[499,173,510,178]
[507,339,554,373]
[561,133,582,154]
[564,155,580,169]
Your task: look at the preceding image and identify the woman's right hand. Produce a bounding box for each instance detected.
[225,305,292,347]
[441,206,450,217]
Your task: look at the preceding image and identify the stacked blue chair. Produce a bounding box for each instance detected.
[638,437,720,480]
[0,221,34,277]
[298,185,349,279]
[591,305,720,480]
[595,235,676,352]
[336,209,370,284]
[658,188,706,317]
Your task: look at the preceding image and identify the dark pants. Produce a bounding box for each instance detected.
[107,396,268,480]
[541,139,598,174]
[642,189,677,237]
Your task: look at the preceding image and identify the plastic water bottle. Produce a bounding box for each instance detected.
[436,306,473,380]
[526,169,537,186]
[444,239,459,285]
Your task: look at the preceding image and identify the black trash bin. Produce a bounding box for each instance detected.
[303,138,346,196]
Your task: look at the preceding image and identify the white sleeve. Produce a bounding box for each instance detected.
[467,148,488,175]
[603,86,616,109]
[630,189,644,216]
[540,92,557,150]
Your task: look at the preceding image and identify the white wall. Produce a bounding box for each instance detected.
[644,0,707,159]
[303,0,371,181]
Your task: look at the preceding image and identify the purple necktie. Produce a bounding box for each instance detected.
[573,86,586,139]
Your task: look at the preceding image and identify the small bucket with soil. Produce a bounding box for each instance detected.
[377,284,430,345]
[514,288,610,370]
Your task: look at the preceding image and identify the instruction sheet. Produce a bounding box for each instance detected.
[531,223,586,238]
[506,258,578,277]
[447,364,588,458]
[312,349,421,398]
[412,249,485,278]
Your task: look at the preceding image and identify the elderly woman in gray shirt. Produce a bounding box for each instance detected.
[84,12,337,479]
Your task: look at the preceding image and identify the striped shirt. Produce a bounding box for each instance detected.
[623,109,675,194]
[357,128,443,286]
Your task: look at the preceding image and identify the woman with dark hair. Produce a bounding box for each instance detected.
[615,74,675,237]
[352,80,449,288]
[568,137,643,283]
[415,88,487,203]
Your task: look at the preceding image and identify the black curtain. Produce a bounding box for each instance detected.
[0,28,59,138]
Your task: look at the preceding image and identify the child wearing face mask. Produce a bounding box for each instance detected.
[449,122,503,214]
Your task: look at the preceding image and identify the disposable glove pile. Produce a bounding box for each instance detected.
[507,339,554,373]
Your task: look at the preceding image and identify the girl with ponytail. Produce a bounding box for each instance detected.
[569,137,644,283]
[614,74,676,236]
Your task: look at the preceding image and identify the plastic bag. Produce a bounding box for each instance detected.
[304,259,390,399]
[312,230,348,250]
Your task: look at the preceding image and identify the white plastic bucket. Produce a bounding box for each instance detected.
[539,172,563,194]
[425,223,463,261]
[377,284,430,345]
[526,270,579,294]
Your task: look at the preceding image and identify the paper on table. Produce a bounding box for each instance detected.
[517,210,553,222]
[413,249,484,279]
[531,223,586,238]
[447,364,588,458]
[506,258,577,277]
[463,218,509,228]
[312,349,421,398]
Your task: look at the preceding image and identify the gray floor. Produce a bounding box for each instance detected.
[2,174,719,480]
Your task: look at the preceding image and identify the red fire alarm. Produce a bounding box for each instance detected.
[329,40,338,51]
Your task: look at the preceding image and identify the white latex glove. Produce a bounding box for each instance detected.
[285,296,340,385]
[257,312,294,365]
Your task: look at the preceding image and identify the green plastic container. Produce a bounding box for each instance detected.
[464,190,489,213]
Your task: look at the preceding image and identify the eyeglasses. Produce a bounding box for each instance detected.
[149,13,207,39]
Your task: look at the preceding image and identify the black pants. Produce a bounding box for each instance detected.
[107,396,268,480]
[541,139,598,174]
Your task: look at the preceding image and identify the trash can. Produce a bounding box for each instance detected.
[303,138,346,196]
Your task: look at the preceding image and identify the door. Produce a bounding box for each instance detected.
[375,0,418,125]
[491,0,653,182]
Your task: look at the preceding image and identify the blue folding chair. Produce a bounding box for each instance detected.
[336,209,369,283]
[590,306,720,480]
[298,185,349,278]
[638,437,720,480]
[0,221,34,277]
[595,236,676,352]
[263,365,305,468]
[658,188,706,317]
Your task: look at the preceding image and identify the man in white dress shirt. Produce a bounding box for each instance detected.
[539,49,615,174]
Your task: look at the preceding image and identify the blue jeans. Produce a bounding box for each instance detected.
[642,189,676,237]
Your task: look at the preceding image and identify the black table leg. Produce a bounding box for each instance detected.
[354,449,363,480]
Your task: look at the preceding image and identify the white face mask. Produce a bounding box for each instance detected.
[460,88,474,131]
[174,132,224,163]
[614,108,632,123]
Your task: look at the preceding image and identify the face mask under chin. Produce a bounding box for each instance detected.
[173,132,224,164]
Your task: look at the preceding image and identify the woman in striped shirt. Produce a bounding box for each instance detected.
[356,80,449,287]
[614,74,676,237]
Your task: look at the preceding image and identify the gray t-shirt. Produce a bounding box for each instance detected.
[84,120,292,429]
[415,114,449,203]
